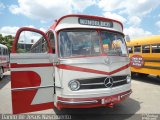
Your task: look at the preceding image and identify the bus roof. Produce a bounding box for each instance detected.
[127,35,160,46]
[0,44,7,48]
[49,14,123,33]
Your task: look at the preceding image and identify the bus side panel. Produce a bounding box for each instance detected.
[130,53,160,76]
[11,71,54,114]
[12,89,53,114]
[10,27,55,114]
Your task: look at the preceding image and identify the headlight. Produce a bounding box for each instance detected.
[127,75,131,83]
[68,80,80,91]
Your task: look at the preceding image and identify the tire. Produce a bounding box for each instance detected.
[0,67,3,80]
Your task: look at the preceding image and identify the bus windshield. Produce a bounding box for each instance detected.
[59,30,101,58]
[59,29,127,58]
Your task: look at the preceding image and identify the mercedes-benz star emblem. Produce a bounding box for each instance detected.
[104,77,114,88]
[104,58,112,65]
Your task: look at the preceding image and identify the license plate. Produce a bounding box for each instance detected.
[101,96,120,104]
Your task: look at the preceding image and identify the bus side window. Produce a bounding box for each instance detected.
[2,48,5,55]
[128,47,133,53]
[0,47,2,55]
[6,49,9,55]
[134,46,141,53]
[3,48,6,55]
[4,48,7,55]
[142,45,150,53]
[152,44,160,53]
[47,31,55,53]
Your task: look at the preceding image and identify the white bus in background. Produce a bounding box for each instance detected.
[0,44,9,80]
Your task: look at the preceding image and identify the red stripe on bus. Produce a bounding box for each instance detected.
[12,90,54,114]
[11,63,53,68]
[11,63,130,75]
[57,64,130,75]
[110,64,130,75]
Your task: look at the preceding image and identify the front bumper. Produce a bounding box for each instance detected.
[57,90,132,110]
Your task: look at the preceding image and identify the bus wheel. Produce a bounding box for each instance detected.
[0,67,3,80]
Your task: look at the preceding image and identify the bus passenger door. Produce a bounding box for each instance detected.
[10,27,56,114]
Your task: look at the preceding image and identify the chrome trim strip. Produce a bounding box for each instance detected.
[80,79,127,86]
[57,100,98,105]
[120,91,132,98]
[81,83,104,86]
[12,85,55,91]
[113,79,127,83]
[77,75,128,81]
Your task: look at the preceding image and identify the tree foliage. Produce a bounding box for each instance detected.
[0,34,14,52]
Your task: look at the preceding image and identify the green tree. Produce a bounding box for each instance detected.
[0,34,14,52]
[0,34,3,43]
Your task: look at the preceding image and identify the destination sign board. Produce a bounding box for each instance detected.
[78,18,113,28]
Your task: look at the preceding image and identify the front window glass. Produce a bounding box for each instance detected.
[101,31,127,56]
[58,29,127,58]
[59,30,101,58]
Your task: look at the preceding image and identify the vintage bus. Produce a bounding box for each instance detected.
[0,44,9,80]
[127,35,160,77]
[10,14,131,114]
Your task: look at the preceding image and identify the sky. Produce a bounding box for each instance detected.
[0,0,160,39]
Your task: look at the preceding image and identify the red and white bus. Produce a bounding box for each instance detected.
[10,14,131,114]
[0,44,9,80]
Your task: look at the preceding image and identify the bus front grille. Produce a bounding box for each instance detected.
[78,75,128,90]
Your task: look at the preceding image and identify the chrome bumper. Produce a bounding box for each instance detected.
[57,100,98,105]
[57,90,132,105]
[120,91,132,98]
